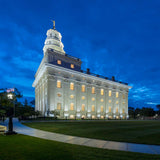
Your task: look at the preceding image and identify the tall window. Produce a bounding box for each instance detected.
[123,94,125,99]
[101,89,104,95]
[57,80,61,88]
[92,87,95,94]
[122,108,125,113]
[71,64,74,68]
[109,90,112,97]
[82,104,85,111]
[116,107,118,113]
[57,60,61,65]
[109,100,112,103]
[70,82,74,90]
[81,85,85,92]
[70,103,74,110]
[92,105,95,112]
[101,106,103,112]
[109,106,111,112]
[116,92,119,98]
[116,101,119,104]
[57,103,61,110]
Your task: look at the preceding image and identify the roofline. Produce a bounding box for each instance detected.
[33,63,132,89]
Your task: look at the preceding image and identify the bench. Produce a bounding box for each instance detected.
[0,125,7,134]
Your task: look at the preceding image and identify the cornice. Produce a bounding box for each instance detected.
[33,62,132,90]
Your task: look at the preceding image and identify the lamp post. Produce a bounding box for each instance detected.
[5,92,17,135]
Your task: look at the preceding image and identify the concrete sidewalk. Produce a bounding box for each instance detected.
[4,118,160,155]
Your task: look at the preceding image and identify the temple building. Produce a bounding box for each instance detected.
[32,22,132,119]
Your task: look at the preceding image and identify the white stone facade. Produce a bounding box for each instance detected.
[33,24,131,119]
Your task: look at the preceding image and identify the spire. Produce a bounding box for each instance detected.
[43,21,65,55]
[51,20,55,29]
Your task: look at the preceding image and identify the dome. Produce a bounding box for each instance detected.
[43,26,65,55]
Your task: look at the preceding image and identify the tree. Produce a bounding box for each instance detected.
[34,110,41,118]
[140,107,155,117]
[30,99,35,107]
[156,105,160,115]
[135,108,141,119]
[0,109,6,121]
[128,107,135,119]
[50,110,60,118]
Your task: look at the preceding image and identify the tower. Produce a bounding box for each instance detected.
[43,21,65,55]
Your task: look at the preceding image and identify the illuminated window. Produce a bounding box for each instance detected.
[71,64,74,68]
[70,95,74,99]
[116,107,118,113]
[57,103,61,110]
[109,90,112,97]
[81,85,85,92]
[100,99,104,102]
[109,106,111,112]
[123,101,125,104]
[92,115,95,119]
[123,94,125,99]
[92,97,95,101]
[57,80,61,88]
[92,105,95,112]
[101,89,104,95]
[70,115,74,119]
[116,92,119,98]
[109,100,112,103]
[70,82,74,90]
[57,93,61,97]
[57,60,61,65]
[82,104,85,111]
[70,103,74,110]
[101,106,103,112]
[122,108,125,113]
[82,96,85,100]
[116,101,119,104]
[92,87,95,94]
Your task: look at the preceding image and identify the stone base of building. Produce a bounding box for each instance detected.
[44,111,128,120]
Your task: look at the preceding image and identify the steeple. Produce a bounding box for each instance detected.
[43,21,65,55]
[52,20,55,29]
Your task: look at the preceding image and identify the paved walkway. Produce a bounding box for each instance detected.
[3,118,160,155]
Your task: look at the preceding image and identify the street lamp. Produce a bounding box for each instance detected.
[5,92,17,135]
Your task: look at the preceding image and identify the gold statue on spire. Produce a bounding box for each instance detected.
[51,20,55,29]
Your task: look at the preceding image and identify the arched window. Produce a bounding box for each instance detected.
[70,82,74,90]
[92,105,95,112]
[81,85,85,92]
[57,103,61,110]
[70,103,74,110]
[82,104,85,111]
[57,80,61,88]
[101,106,103,112]
[92,87,95,94]
[101,89,104,95]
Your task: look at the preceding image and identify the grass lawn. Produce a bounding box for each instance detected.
[24,120,160,145]
[0,134,159,160]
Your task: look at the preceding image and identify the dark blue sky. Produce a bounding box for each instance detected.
[1,0,160,108]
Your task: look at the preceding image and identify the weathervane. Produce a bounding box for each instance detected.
[51,20,55,29]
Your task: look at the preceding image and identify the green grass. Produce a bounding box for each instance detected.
[0,134,159,160]
[24,121,160,145]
